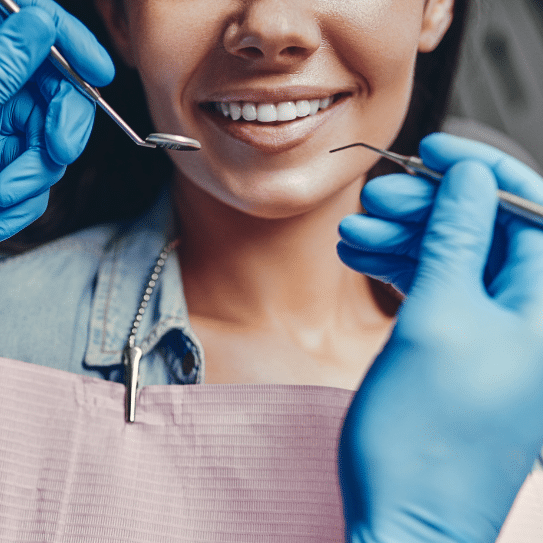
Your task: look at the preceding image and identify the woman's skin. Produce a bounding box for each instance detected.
[96,0,454,390]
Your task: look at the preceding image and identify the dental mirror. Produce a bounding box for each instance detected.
[0,0,201,152]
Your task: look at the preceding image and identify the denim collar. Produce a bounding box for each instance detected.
[84,191,205,381]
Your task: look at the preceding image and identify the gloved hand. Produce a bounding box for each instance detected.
[337,133,543,542]
[338,134,543,296]
[0,0,114,240]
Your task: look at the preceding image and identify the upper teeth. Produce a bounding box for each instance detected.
[216,97,334,122]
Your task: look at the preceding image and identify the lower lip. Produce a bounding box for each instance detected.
[198,96,349,154]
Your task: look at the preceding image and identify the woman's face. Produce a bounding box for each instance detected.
[100,0,454,218]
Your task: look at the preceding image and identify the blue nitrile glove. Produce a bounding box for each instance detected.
[0,0,114,240]
[337,133,543,542]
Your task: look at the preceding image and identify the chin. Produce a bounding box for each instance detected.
[175,158,367,222]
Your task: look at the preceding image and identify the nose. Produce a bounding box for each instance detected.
[223,0,321,69]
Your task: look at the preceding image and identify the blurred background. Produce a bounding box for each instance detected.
[447,0,543,172]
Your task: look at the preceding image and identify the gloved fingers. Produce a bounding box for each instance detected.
[338,207,425,294]
[337,241,416,295]
[0,1,106,169]
[421,133,543,199]
[421,132,543,221]
[0,7,56,104]
[338,214,423,260]
[15,0,115,87]
[0,87,52,172]
[361,173,436,223]
[494,153,543,205]
[492,156,543,252]
[0,133,24,166]
[0,188,49,241]
[487,226,543,315]
[0,147,65,207]
[0,86,35,137]
[420,132,510,173]
[411,160,498,295]
[32,63,96,164]
[0,96,65,206]
[419,132,543,308]
[484,156,543,312]
[488,241,543,316]
[44,78,95,165]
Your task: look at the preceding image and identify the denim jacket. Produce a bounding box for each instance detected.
[0,192,205,387]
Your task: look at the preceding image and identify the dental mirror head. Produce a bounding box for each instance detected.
[145,133,201,151]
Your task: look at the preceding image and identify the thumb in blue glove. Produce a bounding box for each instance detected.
[338,142,543,542]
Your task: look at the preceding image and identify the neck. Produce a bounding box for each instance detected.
[173,175,386,330]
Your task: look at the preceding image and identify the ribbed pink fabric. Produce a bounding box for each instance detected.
[1,357,542,542]
[1,358,349,542]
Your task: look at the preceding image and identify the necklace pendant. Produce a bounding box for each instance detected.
[123,344,143,423]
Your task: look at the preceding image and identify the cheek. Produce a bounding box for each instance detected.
[324,0,424,142]
[125,1,226,130]
[323,0,424,91]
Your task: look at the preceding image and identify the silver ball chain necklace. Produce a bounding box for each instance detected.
[122,239,180,423]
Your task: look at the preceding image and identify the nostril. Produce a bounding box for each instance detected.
[237,44,310,63]
[240,46,265,59]
[283,46,305,57]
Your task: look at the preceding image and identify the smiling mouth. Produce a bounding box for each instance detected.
[198,92,351,153]
[200,93,349,124]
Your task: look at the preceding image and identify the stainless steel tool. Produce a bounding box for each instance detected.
[0,0,201,151]
[330,142,543,228]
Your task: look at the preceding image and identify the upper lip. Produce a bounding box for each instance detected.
[198,85,358,104]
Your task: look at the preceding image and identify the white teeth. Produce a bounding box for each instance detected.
[241,102,257,121]
[230,102,242,121]
[319,96,331,109]
[276,101,297,121]
[309,99,320,116]
[215,95,336,122]
[296,100,311,118]
[257,103,277,123]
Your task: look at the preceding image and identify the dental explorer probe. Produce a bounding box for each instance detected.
[330,142,543,229]
[0,0,201,152]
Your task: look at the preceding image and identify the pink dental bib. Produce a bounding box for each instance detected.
[1,357,542,542]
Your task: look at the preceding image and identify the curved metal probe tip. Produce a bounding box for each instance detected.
[330,142,383,155]
[145,133,201,151]
[330,141,443,181]
[330,141,543,229]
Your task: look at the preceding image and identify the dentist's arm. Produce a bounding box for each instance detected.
[338,133,543,542]
[0,0,114,239]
